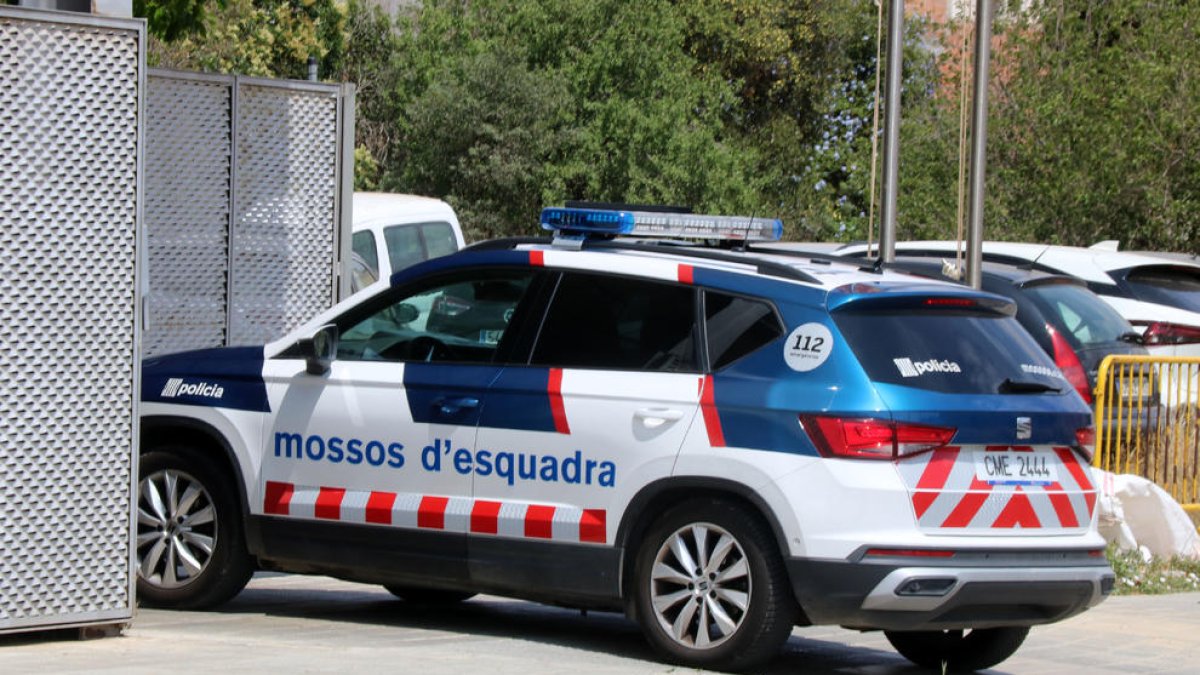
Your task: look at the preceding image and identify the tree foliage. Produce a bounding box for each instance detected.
[144,0,343,80]
[138,0,1200,252]
[985,0,1200,251]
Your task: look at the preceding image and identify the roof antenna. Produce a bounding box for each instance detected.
[735,212,757,252]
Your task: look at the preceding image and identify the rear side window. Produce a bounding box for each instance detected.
[531,273,698,372]
[384,224,425,271]
[422,222,459,258]
[835,310,1064,394]
[1024,283,1132,347]
[705,293,783,370]
[1121,266,1200,313]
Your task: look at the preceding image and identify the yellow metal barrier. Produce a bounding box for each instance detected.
[1094,355,1200,515]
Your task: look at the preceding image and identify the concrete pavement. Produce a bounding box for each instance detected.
[2,574,1198,673]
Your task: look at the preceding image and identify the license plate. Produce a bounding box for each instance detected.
[974,449,1059,486]
[1119,377,1153,402]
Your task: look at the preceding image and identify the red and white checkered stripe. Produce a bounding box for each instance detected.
[263,481,607,544]
[897,446,1097,531]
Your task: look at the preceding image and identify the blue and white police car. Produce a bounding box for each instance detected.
[138,207,1113,672]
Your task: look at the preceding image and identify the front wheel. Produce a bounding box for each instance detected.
[631,498,796,672]
[137,446,253,609]
[885,626,1030,672]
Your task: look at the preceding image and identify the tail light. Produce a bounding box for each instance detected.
[1074,426,1096,462]
[1047,324,1092,403]
[1140,321,1200,346]
[801,416,955,460]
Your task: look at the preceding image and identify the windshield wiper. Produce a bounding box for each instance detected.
[998,378,1062,394]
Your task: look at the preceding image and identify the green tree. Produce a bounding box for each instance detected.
[360,0,767,238]
[985,0,1200,252]
[146,0,344,80]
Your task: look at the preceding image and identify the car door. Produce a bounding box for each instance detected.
[257,267,540,583]
[469,271,703,598]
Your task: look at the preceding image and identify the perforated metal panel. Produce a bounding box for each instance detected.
[0,7,141,632]
[230,83,340,346]
[143,72,349,355]
[144,75,230,356]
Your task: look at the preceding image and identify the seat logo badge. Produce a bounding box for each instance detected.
[1016,417,1032,440]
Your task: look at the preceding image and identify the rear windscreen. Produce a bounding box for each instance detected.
[1025,283,1132,347]
[835,311,1066,394]
[1122,266,1200,313]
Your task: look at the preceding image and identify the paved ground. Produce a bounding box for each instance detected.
[2,574,1198,673]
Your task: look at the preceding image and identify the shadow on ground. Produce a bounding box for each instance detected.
[208,582,965,674]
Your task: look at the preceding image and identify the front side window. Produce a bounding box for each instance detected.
[337,271,534,364]
[531,273,698,372]
[351,231,379,277]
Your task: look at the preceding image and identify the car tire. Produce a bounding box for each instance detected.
[885,626,1030,672]
[632,498,795,672]
[383,585,476,604]
[137,446,253,609]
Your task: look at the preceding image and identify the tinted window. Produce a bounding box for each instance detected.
[531,273,698,372]
[337,271,534,364]
[384,224,424,271]
[1025,283,1133,347]
[422,222,459,258]
[1122,266,1200,313]
[705,293,783,370]
[352,231,379,276]
[835,310,1065,394]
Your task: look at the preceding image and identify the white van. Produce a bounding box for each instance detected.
[349,192,466,292]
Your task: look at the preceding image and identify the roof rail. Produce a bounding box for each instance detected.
[744,243,884,275]
[463,236,821,284]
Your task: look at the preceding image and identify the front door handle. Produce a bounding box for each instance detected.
[433,396,480,415]
[635,407,685,429]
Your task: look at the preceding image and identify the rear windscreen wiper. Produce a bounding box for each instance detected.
[998,378,1062,394]
[1118,331,1144,345]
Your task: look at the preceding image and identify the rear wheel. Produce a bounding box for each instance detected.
[632,498,795,672]
[137,446,253,609]
[885,626,1030,672]
[383,585,476,604]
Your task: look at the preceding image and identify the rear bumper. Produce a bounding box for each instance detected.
[787,551,1114,631]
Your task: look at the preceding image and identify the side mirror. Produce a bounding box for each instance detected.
[298,324,338,375]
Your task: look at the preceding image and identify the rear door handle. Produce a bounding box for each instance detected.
[433,396,480,415]
[635,407,685,428]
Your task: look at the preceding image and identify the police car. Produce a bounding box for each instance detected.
[138,207,1113,672]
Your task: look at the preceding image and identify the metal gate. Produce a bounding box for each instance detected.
[1095,355,1200,517]
[0,6,143,633]
[143,70,354,357]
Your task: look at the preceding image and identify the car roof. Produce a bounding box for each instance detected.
[352,192,457,227]
[825,240,1200,284]
[886,256,1079,287]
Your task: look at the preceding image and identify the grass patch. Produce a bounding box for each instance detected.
[1107,545,1200,594]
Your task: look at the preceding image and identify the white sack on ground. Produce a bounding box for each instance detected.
[1096,470,1200,559]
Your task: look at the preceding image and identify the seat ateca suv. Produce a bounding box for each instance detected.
[138,207,1113,672]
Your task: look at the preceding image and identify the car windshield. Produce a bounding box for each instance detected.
[1121,266,1200,313]
[835,310,1065,394]
[1024,282,1133,347]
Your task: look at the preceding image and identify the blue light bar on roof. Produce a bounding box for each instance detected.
[540,207,783,242]
[540,207,636,235]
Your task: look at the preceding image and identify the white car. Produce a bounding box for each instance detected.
[827,240,1200,357]
[350,192,466,292]
[139,208,1110,672]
